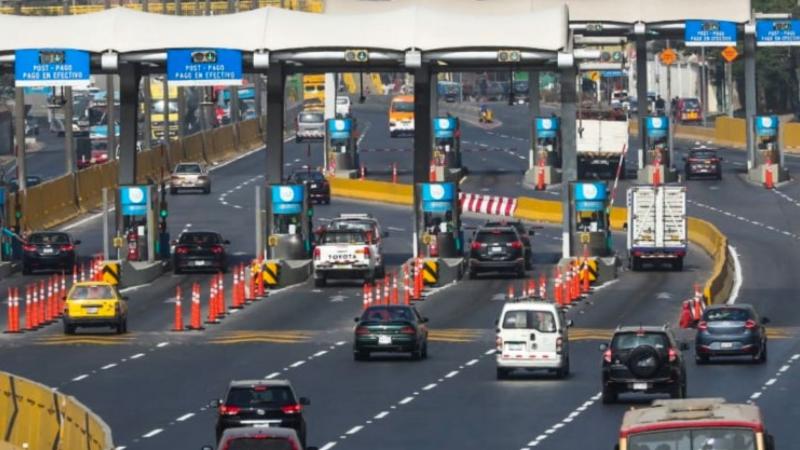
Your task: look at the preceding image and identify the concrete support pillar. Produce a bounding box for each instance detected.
[529,71,540,170]
[744,25,757,170]
[560,66,577,259]
[13,87,26,191]
[118,64,141,186]
[636,31,648,170]
[266,63,285,185]
[413,65,433,258]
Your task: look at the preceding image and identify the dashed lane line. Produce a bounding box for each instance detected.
[518,392,602,449]
[689,199,800,240]
[63,342,170,387]
[747,353,800,403]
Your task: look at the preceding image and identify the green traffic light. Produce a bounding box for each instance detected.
[307,208,314,217]
[14,211,21,219]
[160,209,168,219]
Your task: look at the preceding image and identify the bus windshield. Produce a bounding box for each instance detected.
[628,428,757,450]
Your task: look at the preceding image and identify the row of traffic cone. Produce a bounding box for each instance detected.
[5,274,68,333]
[362,268,415,310]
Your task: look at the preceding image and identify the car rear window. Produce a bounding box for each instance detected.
[361,306,414,322]
[321,231,366,244]
[704,308,752,322]
[28,233,69,244]
[299,112,323,123]
[70,285,114,300]
[336,97,350,105]
[226,438,295,450]
[475,230,517,244]
[391,101,414,113]
[175,164,202,174]
[225,386,295,408]
[502,310,557,332]
[690,151,716,159]
[612,332,669,350]
[329,220,374,232]
[178,232,221,245]
[683,98,700,108]
[291,172,324,182]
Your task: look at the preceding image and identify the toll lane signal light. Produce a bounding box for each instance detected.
[191,50,217,64]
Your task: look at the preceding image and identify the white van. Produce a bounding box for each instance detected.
[495,301,572,379]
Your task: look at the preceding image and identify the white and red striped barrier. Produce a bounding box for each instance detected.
[459,193,517,217]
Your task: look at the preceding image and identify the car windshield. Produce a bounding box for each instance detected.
[70,285,115,300]
[392,101,414,113]
[683,99,701,109]
[321,231,366,244]
[502,310,557,332]
[299,112,323,123]
[612,332,669,350]
[28,233,69,245]
[628,427,757,450]
[291,172,324,182]
[704,308,752,322]
[227,439,294,450]
[361,306,415,322]
[225,386,295,408]
[178,232,220,245]
[175,164,202,174]
[476,230,517,244]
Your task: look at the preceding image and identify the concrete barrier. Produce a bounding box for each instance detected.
[0,371,114,449]
[328,178,412,205]
[210,125,237,162]
[23,175,80,230]
[183,133,206,163]
[714,116,747,148]
[238,119,262,150]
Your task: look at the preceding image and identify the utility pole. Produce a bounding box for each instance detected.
[105,0,116,159]
[63,0,74,174]
[142,0,153,150]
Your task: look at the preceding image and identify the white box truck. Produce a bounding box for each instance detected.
[576,109,629,179]
[627,185,687,271]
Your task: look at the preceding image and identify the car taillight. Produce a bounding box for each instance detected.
[697,321,708,331]
[470,241,481,250]
[668,348,678,362]
[176,246,189,254]
[496,336,503,350]
[22,244,36,252]
[556,337,563,354]
[745,319,757,330]
[219,405,240,416]
[603,349,612,363]
[211,245,224,254]
[510,241,523,249]
[363,246,370,257]
[313,247,320,260]
[400,326,416,335]
[281,404,302,415]
[60,244,74,252]
[355,326,369,335]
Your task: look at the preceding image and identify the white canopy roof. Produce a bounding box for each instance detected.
[0,3,567,54]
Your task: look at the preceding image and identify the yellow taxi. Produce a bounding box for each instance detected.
[63,281,128,335]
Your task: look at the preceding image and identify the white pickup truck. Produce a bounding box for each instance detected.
[627,185,687,271]
[313,229,378,287]
[577,109,629,179]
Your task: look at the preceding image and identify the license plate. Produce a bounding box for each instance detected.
[632,382,649,391]
[378,335,392,345]
[720,342,734,349]
[490,246,502,254]
[507,343,524,352]
[193,260,206,266]
[86,307,99,314]
[310,184,318,189]
[42,247,54,255]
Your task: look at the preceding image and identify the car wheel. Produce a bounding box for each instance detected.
[354,350,369,361]
[421,342,428,359]
[496,368,510,380]
[170,188,178,195]
[325,197,331,205]
[695,354,709,365]
[364,271,375,284]
[672,258,684,271]
[22,264,31,275]
[631,257,642,271]
[557,358,570,379]
[63,322,74,335]
[116,320,125,335]
[314,276,326,288]
[516,267,526,278]
[376,264,386,279]
[468,269,477,280]
[412,347,423,361]
[203,187,211,195]
[295,137,301,143]
[601,385,617,404]
[671,382,685,399]
[757,343,768,364]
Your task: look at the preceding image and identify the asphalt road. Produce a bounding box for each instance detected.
[0,97,795,450]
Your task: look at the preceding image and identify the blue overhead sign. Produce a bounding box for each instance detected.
[433,117,458,139]
[327,119,352,140]
[601,70,625,78]
[535,117,559,138]
[755,116,778,137]
[574,182,607,212]
[645,116,669,138]
[15,49,91,87]
[120,186,150,216]
[167,49,243,86]
[756,19,800,46]
[271,185,304,215]
[421,183,455,202]
[685,20,738,47]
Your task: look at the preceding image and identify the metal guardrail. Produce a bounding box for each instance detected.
[0,0,323,16]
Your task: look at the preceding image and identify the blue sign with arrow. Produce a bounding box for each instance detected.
[167,49,243,86]
[756,19,800,46]
[120,186,150,216]
[685,20,737,47]
[15,49,91,87]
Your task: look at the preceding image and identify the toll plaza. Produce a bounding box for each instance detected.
[637,116,677,184]
[261,183,313,287]
[324,117,360,178]
[431,116,462,182]
[415,182,464,286]
[525,116,562,189]
[108,184,165,287]
[562,181,617,283]
[748,115,788,186]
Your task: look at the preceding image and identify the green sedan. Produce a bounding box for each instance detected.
[353,305,429,361]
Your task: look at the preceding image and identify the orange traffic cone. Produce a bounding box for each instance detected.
[173,286,184,332]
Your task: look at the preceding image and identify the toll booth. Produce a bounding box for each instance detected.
[324,118,359,179]
[417,182,462,259]
[526,116,563,187]
[569,181,612,257]
[637,116,677,184]
[432,116,462,181]
[748,115,788,185]
[118,185,157,263]
[266,184,311,260]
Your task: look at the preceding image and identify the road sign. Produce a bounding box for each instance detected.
[167,49,242,86]
[685,20,737,47]
[756,19,800,46]
[721,46,739,62]
[120,186,150,216]
[15,49,90,87]
[660,48,677,65]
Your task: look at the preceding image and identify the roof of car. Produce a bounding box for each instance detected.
[219,426,299,441]
[705,304,754,311]
[72,281,115,287]
[501,300,560,312]
[229,379,292,388]
[477,226,517,233]
[615,325,670,334]
[620,398,763,436]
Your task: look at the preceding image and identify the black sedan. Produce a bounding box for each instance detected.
[684,148,722,180]
[484,220,536,270]
[172,231,229,274]
[695,304,769,364]
[354,305,429,361]
[22,232,80,275]
[287,169,331,204]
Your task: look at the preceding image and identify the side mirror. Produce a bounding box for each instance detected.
[679,342,690,351]
[354,317,360,322]
[170,239,178,245]
[599,343,608,352]
[566,319,574,328]
[382,231,389,238]
[422,317,429,323]
[528,229,535,236]
[494,319,499,326]
[299,397,310,406]
[761,317,770,325]
[73,239,82,245]
[622,222,628,232]
[210,398,221,408]
[223,240,231,245]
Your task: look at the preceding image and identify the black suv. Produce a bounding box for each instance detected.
[214,379,309,445]
[468,226,526,279]
[600,326,687,404]
[484,220,535,270]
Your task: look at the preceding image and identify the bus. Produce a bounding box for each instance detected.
[617,398,774,450]
[303,74,325,107]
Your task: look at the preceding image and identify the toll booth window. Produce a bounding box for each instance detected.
[28,233,69,245]
[178,232,221,245]
[577,212,606,232]
[273,215,302,235]
[70,285,114,300]
[627,428,756,450]
[502,310,556,333]
[321,231,366,245]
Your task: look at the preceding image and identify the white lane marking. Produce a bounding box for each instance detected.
[465,359,479,366]
[290,360,305,368]
[374,411,390,419]
[780,365,790,373]
[345,426,363,435]
[320,442,337,450]
[157,342,169,348]
[101,363,117,370]
[176,413,194,422]
[422,383,437,391]
[793,354,800,361]
[336,341,347,346]
[265,372,281,379]
[726,245,743,304]
[398,396,415,405]
[750,392,762,400]
[72,374,89,382]
[485,349,496,355]
[445,370,459,378]
[765,378,777,386]
[130,353,145,359]
[517,391,601,450]
[313,350,328,357]
[142,429,163,438]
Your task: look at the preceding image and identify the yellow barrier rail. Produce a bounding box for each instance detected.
[0,0,323,16]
